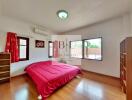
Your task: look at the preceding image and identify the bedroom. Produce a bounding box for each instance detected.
[0,0,132,100]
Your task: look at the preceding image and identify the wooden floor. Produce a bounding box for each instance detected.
[0,74,126,100]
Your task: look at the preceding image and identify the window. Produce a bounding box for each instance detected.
[70,41,83,58]
[48,41,53,58]
[84,38,102,60]
[17,37,29,61]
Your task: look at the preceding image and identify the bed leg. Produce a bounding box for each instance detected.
[38,95,42,100]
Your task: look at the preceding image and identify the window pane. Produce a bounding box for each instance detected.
[70,41,82,58]
[20,46,26,59]
[49,42,53,57]
[84,38,102,60]
[20,39,26,45]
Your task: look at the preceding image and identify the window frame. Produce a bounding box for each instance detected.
[70,40,83,59]
[69,37,103,61]
[48,41,54,58]
[17,36,29,61]
[83,37,103,61]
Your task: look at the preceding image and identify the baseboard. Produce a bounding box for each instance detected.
[81,70,121,88]
[11,72,26,78]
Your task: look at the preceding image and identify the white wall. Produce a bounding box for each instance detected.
[0,16,51,77]
[129,0,132,36]
[130,13,132,35]
[0,1,2,16]
[64,14,130,77]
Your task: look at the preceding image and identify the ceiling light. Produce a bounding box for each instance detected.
[57,10,68,20]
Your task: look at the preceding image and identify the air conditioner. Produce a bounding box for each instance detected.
[33,27,50,36]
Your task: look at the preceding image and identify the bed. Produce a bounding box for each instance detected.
[25,61,81,100]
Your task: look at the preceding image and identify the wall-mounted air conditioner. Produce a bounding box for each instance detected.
[33,27,50,36]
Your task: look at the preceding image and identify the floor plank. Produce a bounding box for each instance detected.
[0,74,126,100]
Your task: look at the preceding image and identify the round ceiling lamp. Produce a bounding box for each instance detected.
[57,10,68,20]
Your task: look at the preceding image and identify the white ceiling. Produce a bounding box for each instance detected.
[0,0,131,33]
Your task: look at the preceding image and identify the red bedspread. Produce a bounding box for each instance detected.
[25,61,81,100]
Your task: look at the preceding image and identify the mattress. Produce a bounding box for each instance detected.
[25,61,81,100]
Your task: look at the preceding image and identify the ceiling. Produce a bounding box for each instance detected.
[0,0,131,33]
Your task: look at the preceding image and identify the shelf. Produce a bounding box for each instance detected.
[123,66,126,71]
[0,59,10,61]
[0,77,10,81]
[121,86,123,91]
[123,53,127,55]
[123,80,127,87]
[0,65,9,68]
[120,57,123,59]
[0,71,10,74]
[0,52,10,54]
[120,52,127,54]
[0,53,10,84]
[121,71,123,75]
[120,38,132,96]
[120,62,123,66]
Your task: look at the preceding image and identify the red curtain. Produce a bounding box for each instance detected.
[5,32,19,63]
[53,41,59,58]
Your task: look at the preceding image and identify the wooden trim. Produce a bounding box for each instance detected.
[81,70,120,88]
[69,38,103,61]
[17,36,29,61]
[83,37,103,61]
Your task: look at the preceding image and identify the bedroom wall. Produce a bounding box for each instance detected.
[129,0,132,36]
[0,16,52,77]
[130,13,132,36]
[63,14,130,78]
[0,1,2,16]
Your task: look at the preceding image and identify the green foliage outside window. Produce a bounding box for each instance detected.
[85,42,100,48]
